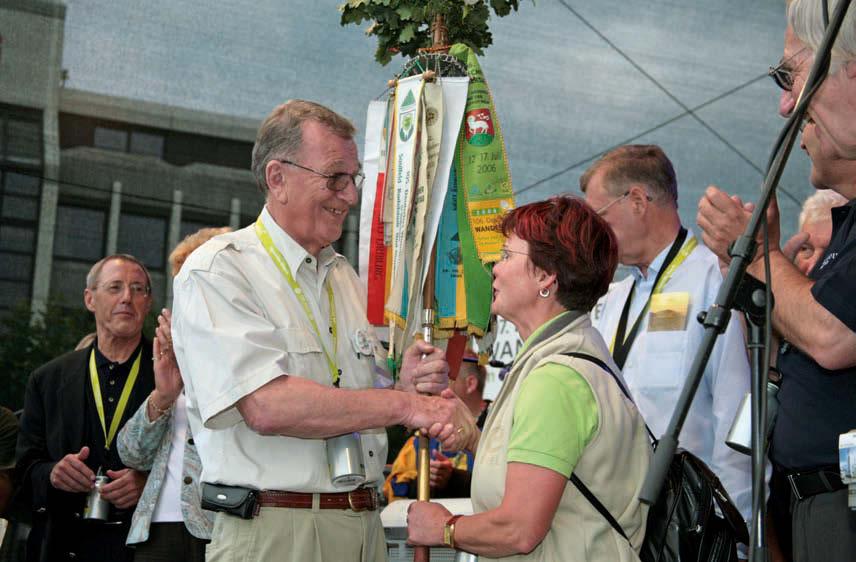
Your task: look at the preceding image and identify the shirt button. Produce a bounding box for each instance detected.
[109,379,116,386]
[184,476,193,485]
[305,257,312,264]
[108,396,115,403]
[187,438,194,445]
[109,364,115,370]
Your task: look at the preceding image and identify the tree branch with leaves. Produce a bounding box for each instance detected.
[339,0,524,65]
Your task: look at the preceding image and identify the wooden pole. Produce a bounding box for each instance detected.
[414,16,450,562]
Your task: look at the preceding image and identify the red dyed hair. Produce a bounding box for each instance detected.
[499,196,618,311]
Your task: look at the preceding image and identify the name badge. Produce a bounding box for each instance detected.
[352,328,375,356]
[648,292,690,332]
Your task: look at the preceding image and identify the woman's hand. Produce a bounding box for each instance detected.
[428,389,480,452]
[407,500,452,547]
[149,309,182,419]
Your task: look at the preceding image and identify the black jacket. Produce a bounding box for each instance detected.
[14,338,154,561]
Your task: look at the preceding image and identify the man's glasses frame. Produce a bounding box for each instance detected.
[94,281,151,297]
[593,190,653,216]
[278,159,365,192]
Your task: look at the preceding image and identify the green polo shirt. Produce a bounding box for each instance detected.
[506,313,599,477]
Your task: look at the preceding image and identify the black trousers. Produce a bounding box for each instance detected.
[132,522,206,562]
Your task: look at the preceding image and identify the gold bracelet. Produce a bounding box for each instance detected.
[443,514,464,549]
[148,393,172,417]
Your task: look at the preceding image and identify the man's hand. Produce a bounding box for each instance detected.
[697,185,782,267]
[697,186,754,264]
[782,230,810,263]
[100,468,147,510]
[408,389,479,453]
[49,446,95,493]
[398,340,449,395]
[429,450,454,490]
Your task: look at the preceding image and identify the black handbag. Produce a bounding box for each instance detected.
[561,352,750,562]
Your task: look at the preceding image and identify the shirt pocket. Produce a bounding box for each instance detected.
[274,327,328,385]
[634,330,685,389]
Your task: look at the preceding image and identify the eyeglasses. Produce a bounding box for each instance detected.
[768,46,810,92]
[95,281,151,297]
[768,59,795,92]
[278,159,365,192]
[593,190,654,216]
[594,191,631,216]
[498,247,529,262]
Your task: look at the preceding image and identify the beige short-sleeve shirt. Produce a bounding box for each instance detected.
[172,207,389,492]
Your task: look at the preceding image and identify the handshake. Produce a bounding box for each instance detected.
[396,340,480,454]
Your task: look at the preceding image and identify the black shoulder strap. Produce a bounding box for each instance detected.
[559,351,656,443]
[569,473,628,540]
[557,351,654,546]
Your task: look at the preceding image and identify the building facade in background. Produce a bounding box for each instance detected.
[0,0,269,315]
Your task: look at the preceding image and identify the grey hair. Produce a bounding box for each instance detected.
[798,188,848,228]
[86,254,152,292]
[789,0,856,73]
[250,100,356,195]
[580,144,679,207]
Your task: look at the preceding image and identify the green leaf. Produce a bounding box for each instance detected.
[398,23,416,43]
[396,5,413,19]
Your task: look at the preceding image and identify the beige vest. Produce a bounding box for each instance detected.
[471,313,651,562]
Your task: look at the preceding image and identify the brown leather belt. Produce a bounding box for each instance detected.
[256,487,378,512]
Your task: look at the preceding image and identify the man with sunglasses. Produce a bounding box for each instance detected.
[171,100,474,562]
[698,1,856,560]
[583,144,753,541]
[16,254,157,561]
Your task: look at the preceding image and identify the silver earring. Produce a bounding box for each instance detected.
[539,288,550,298]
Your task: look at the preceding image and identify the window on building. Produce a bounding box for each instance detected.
[117,212,167,271]
[0,106,42,167]
[53,205,107,262]
[129,131,164,158]
[93,126,128,152]
[179,216,230,241]
[0,169,41,313]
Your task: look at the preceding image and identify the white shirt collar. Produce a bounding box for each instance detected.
[629,226,690,284]
[260,206,341,276]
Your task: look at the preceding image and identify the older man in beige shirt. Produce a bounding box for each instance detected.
[173,99,474,562]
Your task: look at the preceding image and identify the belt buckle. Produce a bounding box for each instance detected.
[347,489,377,512]
[787,473,805,501]
[348,490,366,512]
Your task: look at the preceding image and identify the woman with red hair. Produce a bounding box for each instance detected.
[407,196,652,561]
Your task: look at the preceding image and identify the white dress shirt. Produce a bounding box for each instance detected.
[172,207,389,492]
[591,227,754,524]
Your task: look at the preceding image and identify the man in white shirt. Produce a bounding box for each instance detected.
[172,99,474,562]
[582,144,753,529]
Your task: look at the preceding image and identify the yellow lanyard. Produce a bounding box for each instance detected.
[89,348,142,450]
[255,219,340,386]
[609,236,698,353]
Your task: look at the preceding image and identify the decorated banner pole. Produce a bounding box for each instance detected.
[414,19,447,562]
[342,3,522,560]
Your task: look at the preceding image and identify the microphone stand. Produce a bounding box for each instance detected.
[638,3,853,562]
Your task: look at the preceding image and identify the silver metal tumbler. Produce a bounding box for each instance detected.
[725,380,780,455]
[326,432,366,488]
[83,475,111,521]
[454,551,479,562]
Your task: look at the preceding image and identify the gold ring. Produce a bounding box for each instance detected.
[456,427,465,435]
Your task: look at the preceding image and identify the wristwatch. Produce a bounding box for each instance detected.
[443,514,464,549]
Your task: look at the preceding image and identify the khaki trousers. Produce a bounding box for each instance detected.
[205,506,387,562]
